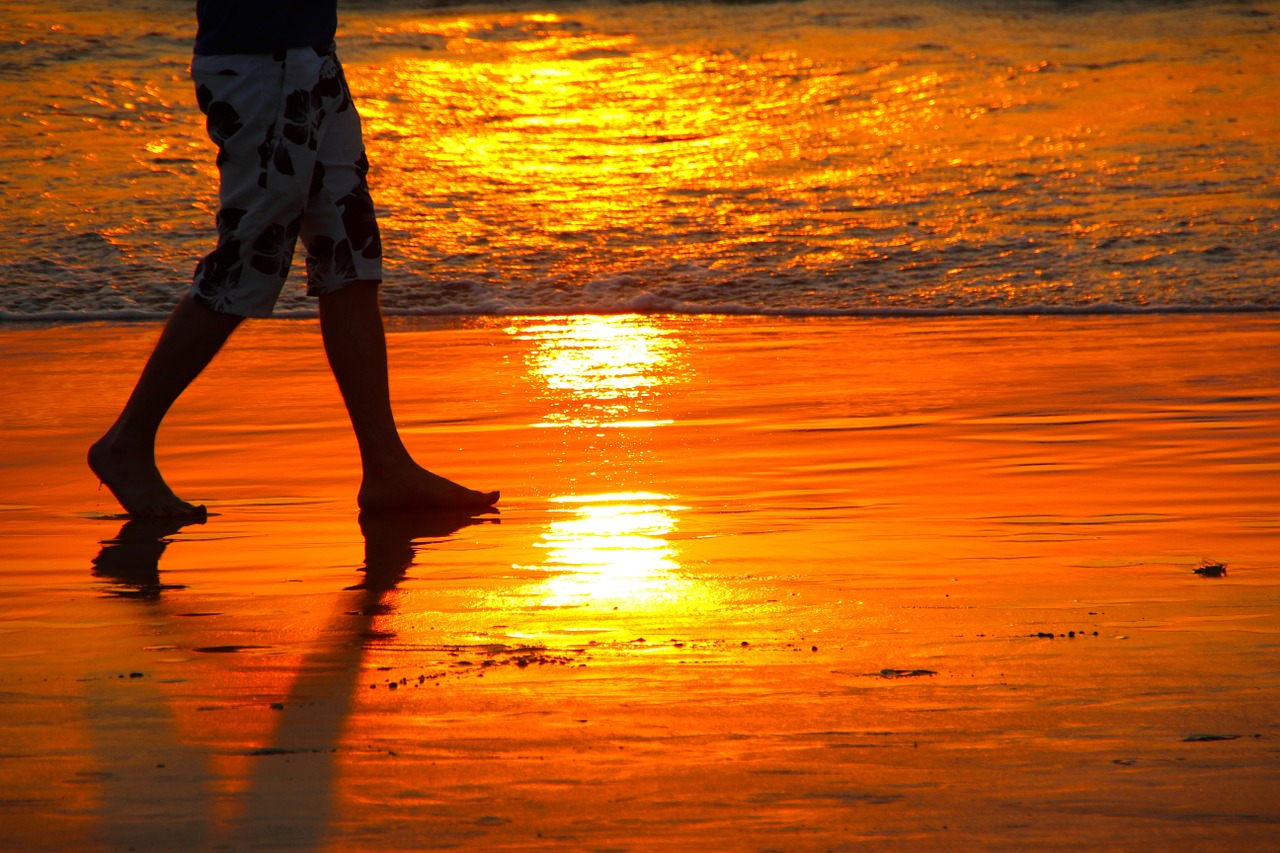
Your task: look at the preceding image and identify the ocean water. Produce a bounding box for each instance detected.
[1,0,1276,320]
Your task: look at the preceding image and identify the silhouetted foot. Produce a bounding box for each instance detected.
[88,436,206,520]
[357,465,498,513]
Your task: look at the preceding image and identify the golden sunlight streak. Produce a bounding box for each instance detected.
[493,316,704,615]
[347,12,975,281]
[516,492,701,613]
[506,314,685,428]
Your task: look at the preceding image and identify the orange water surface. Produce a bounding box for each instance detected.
[1,314,1277,849]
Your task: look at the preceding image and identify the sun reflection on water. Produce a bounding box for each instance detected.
[3,4,1274,316]
[350,9,973,288]
[519,492,696,612]
[507,314,684,429]
[497,314,709,617]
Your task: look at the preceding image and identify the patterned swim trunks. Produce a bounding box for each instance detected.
[189,45,382,317]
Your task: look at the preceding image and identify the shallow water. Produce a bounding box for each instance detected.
[0,314,1277,849]
[1,0,1277,319]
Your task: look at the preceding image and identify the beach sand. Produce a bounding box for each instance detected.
[1,314,1277,850]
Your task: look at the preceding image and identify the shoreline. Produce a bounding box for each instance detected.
[4,301,1279,326]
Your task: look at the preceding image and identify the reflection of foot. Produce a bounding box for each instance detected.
[352,509,496,592]
[91,517,205,598]
[357,466,498,513]
[89,437,207,519]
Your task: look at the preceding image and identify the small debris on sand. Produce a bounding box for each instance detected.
[363,645,583,692]
[879,669,936,679]
[1193,559,1228,578]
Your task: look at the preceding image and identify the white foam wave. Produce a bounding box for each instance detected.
[6,300,1274,325]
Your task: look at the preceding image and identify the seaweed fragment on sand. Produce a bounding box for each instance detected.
[879,668,937,679]
[1193,559,1228,578]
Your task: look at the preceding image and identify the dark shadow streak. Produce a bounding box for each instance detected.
[87,509,497,850]
[231,508,496,848]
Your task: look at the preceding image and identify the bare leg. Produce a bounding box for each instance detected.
[318,281,498,511]
[89,295,243,518]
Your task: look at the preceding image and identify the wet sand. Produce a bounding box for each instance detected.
[1,314,1278,850]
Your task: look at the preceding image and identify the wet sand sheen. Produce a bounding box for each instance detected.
[1,314,1278,850]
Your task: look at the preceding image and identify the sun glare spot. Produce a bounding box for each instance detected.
[515,492,699,612]
[508,315,685,429]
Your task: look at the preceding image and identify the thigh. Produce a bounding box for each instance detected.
[190,53,320,316]
[301,54,383,296]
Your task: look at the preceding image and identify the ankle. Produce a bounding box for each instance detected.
[358,447,417,479]
[92,428,155,463]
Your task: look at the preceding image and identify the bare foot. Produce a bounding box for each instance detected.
[357,465,499,513]
[88,436,207,519]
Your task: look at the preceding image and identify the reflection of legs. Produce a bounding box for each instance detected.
[230,511,483,848]
[91,517,204,598]
[89,296,243,518]
[351,509,494,591]
[84,517,213,849]
[318,281,499,511]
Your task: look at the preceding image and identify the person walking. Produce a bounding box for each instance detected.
[89,0,498,518]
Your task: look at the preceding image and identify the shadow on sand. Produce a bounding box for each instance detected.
[85,510,494,850]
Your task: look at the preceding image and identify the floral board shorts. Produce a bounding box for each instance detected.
[189,45,382,317]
